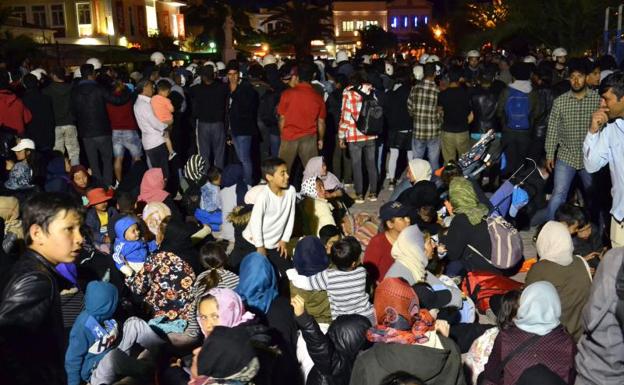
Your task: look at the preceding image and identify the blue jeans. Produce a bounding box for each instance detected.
[546,160,592,221]
[232,135,253,186]
[412,137,440,171]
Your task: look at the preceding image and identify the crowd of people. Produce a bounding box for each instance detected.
[0,45,623,385]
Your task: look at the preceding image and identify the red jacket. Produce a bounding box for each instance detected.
[0,90,32,135]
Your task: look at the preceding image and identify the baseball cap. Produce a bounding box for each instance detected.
[379,201,410,222]
[11,138,35,152]
[413,282,452,310]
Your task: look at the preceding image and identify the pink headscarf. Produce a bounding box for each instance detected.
[138,168,169,203]
[198,288,255,336]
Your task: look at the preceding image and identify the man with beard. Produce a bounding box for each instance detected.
[542,58,600,223]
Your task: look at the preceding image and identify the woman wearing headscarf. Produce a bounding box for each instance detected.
[526,221,592,342]
[69,164,95,205]
[137,167,182,220]
[220,163,249,242]
[385,225,463,309]
[390,158,433,201]
[196,288,255,337]
[142,202,171,241]
[349,277,464,385]
[481,281,576,385]
[440,176,497,276]
[303,156,344,198]
[300,176,337,236]
[158,215,203,274]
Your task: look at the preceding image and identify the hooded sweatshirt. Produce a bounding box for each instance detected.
[112,216,153,275]
[65,281,119,385]
[0,89,32,135]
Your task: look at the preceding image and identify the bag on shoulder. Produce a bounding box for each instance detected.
[504,88,530,130]
[462,271,523,313]
[354,88,384,136]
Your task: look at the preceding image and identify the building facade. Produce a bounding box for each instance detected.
[6,0,186,47]
[387,0,433,42]
[333,1,387,52]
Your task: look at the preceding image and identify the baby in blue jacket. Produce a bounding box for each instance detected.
[112,216,156,276]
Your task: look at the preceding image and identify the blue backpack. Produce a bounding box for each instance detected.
[504,88,530,130]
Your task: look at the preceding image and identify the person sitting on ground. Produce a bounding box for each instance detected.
[111,215,155,277]
[4,138,36,193]
[85,187,117,252]
[319,224,341,254]
[300,176,337,236]
[391,158,434,201]
[481,281,576,385]
[287,237,375,324]
[303,156,345,200]
[220,163,249,242]
[196,166,223,232]
[526,221,592,342]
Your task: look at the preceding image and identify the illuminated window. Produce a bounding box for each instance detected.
[364,20,378,27]
[413,16,418,28]
[342,20,354,32]
[145,4,158,36]
[391,16,398,29]
[50,4,65,27]
[424,16,429,25]
[355,20,364,30]
[403,16,409,28]
[76,2,92,36]
[12,6,27,24]
[32,5,47,27]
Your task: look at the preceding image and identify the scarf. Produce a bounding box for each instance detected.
[236,252,278,314]
[449,177,488,225]
[138,168,169,203]
[197,326,258,380]
[293,236,329,276]
[221,164,248,206]
[303,156,343,191]
[514,281,561,336]
[202,288,255,334]
[391,225,427,283]
[367,311,435,345]
[69,165,90,196]
[408,159,432,183]
[536,221,574,266]
[300,177,319,199]
[142,202,171,239]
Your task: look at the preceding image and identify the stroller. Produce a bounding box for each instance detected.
[457,130,503,179]
[489,158,538,218]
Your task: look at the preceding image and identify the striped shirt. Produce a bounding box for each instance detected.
[407,79,441,140]
[338,84,378,143]
[292,266,375,322]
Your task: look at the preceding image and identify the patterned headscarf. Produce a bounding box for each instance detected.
[449,177,488,225]
[303,156,343,191]
[142,202,171,240]
[300,177,319,199]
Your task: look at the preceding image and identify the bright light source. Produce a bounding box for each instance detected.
[209,41,216,49]
[76,37,101,45]
[119,36,128,46]
[262,43,269,51]
[158,1,187,6]
[106,16,115,36]
[311,40,324,46]
[146,5,159,36]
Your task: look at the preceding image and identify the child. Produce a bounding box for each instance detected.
[65,281,165,385]
[319,224,341,255]
[287,237,376,324]
[151,79,176,160]
[85,187,117,252]
[4,138,36,191]
[112,215,155,277]
[0,192,84,384]
[242,157,296,275]
[196,166,223,232]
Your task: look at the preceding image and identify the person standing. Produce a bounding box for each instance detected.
[226,60,259,186]
[542,59,600,223]
[339,71,379,203]
[21,74,55,152]
[71,64,127,187]
[277,62,326,176]
[437,66,473,162]
[408,62,442,172]
[189,65,228,168]
[44,67,80,165]
[584,71,624,247]
[133,79,169,179]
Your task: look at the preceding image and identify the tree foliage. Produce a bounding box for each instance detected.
[358,25,397,55]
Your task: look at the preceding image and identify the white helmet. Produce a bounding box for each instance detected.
[150,51,166,65]
[73,67,81,79]
[336,50,349,63]
[86,57,102,70]
[204,61,217,72]
[216,61,226,71]
[361,54,371,65]
[466,50,480,58]
[29,68,47,81]
[413,65,424,81]
[523,55,537,64]
[385,62,394,76]
[129,71,142,83]
[552,47,567,60]
[419,53,430,64]
[262,54,276,66]
[426,55,440,63]
[186,63,198,75]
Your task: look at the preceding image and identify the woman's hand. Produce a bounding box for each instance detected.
[435,319,450,337]
[5,159,14,171]
[291,295,305,317]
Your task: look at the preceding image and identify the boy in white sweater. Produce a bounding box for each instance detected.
[242,157,296,276]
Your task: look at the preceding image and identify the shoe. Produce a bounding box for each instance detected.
[388,179,396,191]
[168,151,177,161]
[368,193,378,202]
[354,195,365,204]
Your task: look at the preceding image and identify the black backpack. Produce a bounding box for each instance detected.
[354,88,383,136]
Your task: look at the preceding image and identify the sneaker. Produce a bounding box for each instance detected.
[388,179,396,191]
[368,193,378,202]
[168,151,177,161]
[354,195,365,204]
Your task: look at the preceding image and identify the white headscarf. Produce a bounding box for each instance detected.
[408,159,432,183]
[514,281,561,336]
[536,221,574,266]
[303,156,343,191]
[391,225,428,283]
[300,177,319,199]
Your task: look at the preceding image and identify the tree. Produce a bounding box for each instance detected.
[358,25,397,55]
[261,0,333,59]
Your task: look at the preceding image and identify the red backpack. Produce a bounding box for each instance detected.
[461,271,523,313]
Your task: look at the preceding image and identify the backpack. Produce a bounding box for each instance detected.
[504,88,530,130]
[354,88,384,136]
[469,215,524,269]
[461,271,523,313]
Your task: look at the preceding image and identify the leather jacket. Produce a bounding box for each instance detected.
[0,250,66,384]
[296,312,371,385]
[533,86,555,140]
[470,86,499,133]
[71,79,129,138]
